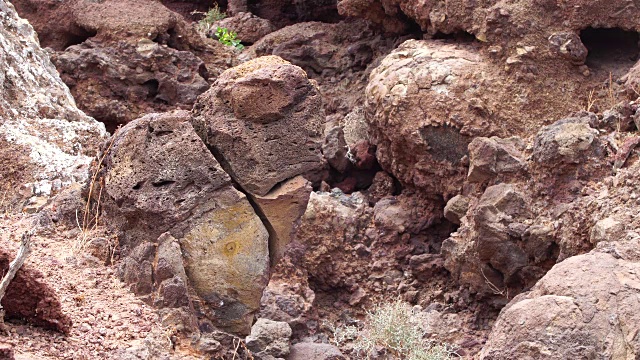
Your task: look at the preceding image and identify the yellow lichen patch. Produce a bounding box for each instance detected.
[179,194,269,307]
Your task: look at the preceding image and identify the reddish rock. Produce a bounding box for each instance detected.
[0,244,72,333]
[192,56,324,196]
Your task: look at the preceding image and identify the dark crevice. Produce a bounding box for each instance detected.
[204,143,280,267]
[152,180,177,187]
[431,30,477,43]
[62,27,98,50]
[580,27,640,70]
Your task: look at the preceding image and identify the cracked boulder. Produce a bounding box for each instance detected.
[99,110,269,334]
[192,55,324,196]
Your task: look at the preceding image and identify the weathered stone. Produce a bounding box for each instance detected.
[100,110,269,334]
[467,137,526,183]
[245,318,292,358]
[532,117,602,166]
[481,237,640,359]
[253,176,312,266]
[287,343,346,360]
[192,56,324,196]
[443,195,470,225]
[590,217,625,245]
[322,126,352,173]
[0,0,106,211]
[366,40,490,197]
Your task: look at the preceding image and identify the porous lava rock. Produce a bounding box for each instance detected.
[192,55,324,196]
[12,0,235,129]
[99,110,269,334]
[0,0,106,212]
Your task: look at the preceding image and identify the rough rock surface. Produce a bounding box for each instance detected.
[253,176,313,266]
[52,39,210,130]
[0,0,106,211]
[0,240,72,333]
[243,20,409,121]
[442,113,612,302]
[100,111,269,334]
[245,318,292,358]
[481,235,640,359]
[192,56,324,196]
[12,0,236,129]
[287,343,346,360]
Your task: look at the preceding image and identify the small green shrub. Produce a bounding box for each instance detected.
[330,300,458,360]
[193,5,226,34]
[215,27,244,50]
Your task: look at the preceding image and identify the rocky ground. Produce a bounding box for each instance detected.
[2,0,640,359]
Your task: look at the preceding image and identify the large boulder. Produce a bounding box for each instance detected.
[365,40,494,197]
[191,56,324,196]
[100,111,269,334]
[0,0,106,212]
[480,235,640,359]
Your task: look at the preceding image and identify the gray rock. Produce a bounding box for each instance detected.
[246,318,293,358]
[287,343,346,360]
[322,126,352,174]
[444,195,470,225]
[590,217,625,245]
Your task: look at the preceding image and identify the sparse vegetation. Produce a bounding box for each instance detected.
[193,4,226,34]
[330,300,458,360]
[215,27,244,50]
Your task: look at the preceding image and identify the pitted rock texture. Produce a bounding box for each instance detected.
[442,114,613,302]
[100,111,269,334]
[52,39,210,131]
[244,20,405,120]
[365,38,624,198]
[480,235,640,359]
[192,55,324,196]
[12,0,236,129]
[0,0,106,211]
[365,40,492,197]
[0,241,72,333]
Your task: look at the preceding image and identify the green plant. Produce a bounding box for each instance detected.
[215,27,244,50]
[193,5,226,34]
[330,300,458,360]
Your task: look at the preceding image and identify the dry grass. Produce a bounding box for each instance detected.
[74,131,117,254]
[193,5,226,35]
[330,300,458,360]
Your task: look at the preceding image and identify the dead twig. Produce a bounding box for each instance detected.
[0,230,33,331]
[481,268,509,299]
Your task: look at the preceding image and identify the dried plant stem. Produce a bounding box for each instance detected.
[0,230,32,331]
